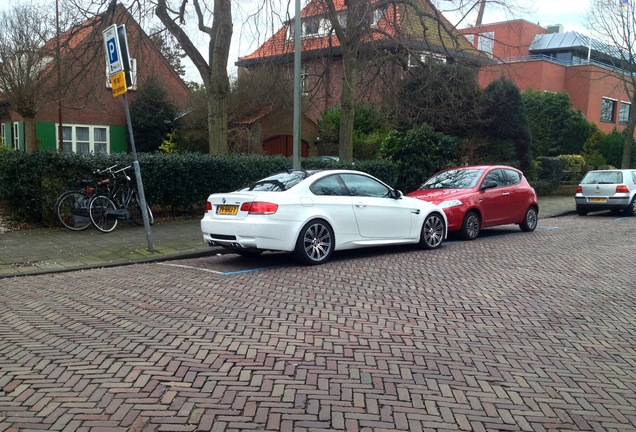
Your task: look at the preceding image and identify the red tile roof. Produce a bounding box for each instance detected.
[239,0,478,63]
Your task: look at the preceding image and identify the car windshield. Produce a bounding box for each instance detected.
[239,170,317,192]
[580,171,623,185]
[420,169,485,190]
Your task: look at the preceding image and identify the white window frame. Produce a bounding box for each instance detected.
[372,6,389,27]
[105,58,137,90]
[12,122,20,150]
[57,124,110,154]
[0,124,5,147]
[465,34,475,46]
[408,51,447,68]
[302,17,320,37]
[478,31,494,57]
[619,101,631,124]
[301,65,309,96]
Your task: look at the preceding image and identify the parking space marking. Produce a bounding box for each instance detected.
[157,262,223,274]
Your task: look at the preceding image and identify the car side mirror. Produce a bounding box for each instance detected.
[391,189,403,199]
[480,181,498,191]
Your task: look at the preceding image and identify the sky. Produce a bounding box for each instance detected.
[1,0,595,83]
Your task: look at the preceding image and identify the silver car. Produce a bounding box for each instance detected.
[575,169,636,216]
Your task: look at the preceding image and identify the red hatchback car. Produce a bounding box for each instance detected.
[407,165,539,240]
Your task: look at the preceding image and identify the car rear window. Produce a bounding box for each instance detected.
[239,170,317,192]
[581,171,623,185]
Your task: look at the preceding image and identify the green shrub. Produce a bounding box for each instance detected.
[0,151,398,227]
[380,124,459,193]
[530,156,566,195]
[558,154,586,182]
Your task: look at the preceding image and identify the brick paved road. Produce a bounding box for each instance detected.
[1,214,635,432]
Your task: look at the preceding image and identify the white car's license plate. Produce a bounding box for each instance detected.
[588,197,607,203]
[217,205,238,215]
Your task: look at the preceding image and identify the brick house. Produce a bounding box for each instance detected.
[0,3,190,153]
[460,20,634,135]
[235,0,484,156]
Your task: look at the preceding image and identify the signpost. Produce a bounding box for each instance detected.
[103,24,154,252]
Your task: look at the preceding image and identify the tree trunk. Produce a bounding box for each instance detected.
[621,93,636,168]
[339,50,359,162]
[24,117,38,154]
[207,0,232,155]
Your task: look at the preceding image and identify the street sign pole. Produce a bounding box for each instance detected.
[123,92,154,252]
[103,24,154,252]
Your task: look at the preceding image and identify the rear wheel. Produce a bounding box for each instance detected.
[128,192,154,225]
[519,206,538,232]
[460,211,481,240]
[294,219,334,265]
[625,198,636,216]
[56,191,92,231]
[420,212,445,250]
[89,195,118,233]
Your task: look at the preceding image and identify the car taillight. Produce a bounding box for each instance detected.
[616,185,629,193]
[240,202,278,214]
[205,201,213,212]
[575,185,582,193]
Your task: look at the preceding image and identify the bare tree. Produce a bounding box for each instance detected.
[155,0,232,155]
[0,2,55,152]
[587,0,636,168]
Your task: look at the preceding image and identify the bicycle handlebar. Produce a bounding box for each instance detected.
[94,164,118,175]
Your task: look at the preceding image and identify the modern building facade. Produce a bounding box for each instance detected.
[460,20,634,135]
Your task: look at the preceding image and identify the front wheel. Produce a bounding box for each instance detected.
[56,191,92,231]
[519,206,538,232]
[461,211,481,240]
[89,195,118,233]
[294,219,334,265]
[420,212,445,250]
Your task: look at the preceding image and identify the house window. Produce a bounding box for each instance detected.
[105,58,137,90]
[619,102,630,124]
[301,65,309,96]
[465,34,475,46]
[372,6,389,27]
[12,122,20,150]
[408,51,447,68]
[303,18,320,37]
[59,124,110,154]
[478,31,494,57]
[0,124,5,147]
[601,98,617,122]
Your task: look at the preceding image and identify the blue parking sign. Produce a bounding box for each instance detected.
[103,25,123,76]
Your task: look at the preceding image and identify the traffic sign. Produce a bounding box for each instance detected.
[110,71,127,97]
[103,25,123,76]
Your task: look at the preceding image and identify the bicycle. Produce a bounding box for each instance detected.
[54,165,117,231]
[88,165,154,233]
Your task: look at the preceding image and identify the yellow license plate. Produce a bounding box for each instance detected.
[216,205,238,215]
[589,197,607,203]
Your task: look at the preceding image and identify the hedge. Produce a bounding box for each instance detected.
[0,151,398,227]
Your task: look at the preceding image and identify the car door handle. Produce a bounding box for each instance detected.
[412,209,420,214]
[502,192,510,196]
[355,203,367,208]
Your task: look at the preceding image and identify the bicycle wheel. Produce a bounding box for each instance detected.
[129,192,154,226]
[89,195,119,233]
[55,191,92,231]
